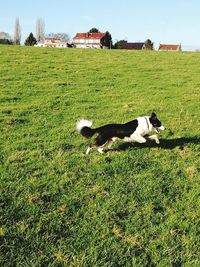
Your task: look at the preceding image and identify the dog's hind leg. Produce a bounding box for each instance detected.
[86,134,109,155]
[102,139,113,149]
[86,144,95,155]
[106,139,113,149]
[97,147,105,154]
[95,134,110,154]
[97,139,113,154]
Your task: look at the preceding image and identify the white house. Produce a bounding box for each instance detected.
[35,37,71,48]
[73,32,107,48]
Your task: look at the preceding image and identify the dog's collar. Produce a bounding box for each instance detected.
[144,116,150,131]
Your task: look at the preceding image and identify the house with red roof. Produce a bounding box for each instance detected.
[158,44,182,51]
[73,32,108,48]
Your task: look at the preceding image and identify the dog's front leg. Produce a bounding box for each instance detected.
[146,134,160,144]
[129,134,147,143]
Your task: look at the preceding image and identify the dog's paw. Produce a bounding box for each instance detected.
[97,148,105,154]
[155,139,160,144]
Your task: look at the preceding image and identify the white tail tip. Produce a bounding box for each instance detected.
[76,119,93,133]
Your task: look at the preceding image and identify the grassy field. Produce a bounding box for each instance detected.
[0,45,199,266]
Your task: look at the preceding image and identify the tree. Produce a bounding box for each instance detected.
[14,17,21,45]
[89,28,99,33]
[101,31,113,49]
[145,39,154,50]
[24,32,37,46]
[46,32,70,42]
[114,40,127,49]
[36,17,45,42]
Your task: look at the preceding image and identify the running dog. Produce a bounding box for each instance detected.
[76,112,165,154]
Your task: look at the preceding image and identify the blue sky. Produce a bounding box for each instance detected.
[1,0,200,50]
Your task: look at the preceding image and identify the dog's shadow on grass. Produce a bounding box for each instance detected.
[114,136,200,151]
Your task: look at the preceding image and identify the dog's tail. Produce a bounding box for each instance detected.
[76,119,96,138]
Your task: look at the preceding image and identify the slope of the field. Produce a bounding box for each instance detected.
[0,45,199,266]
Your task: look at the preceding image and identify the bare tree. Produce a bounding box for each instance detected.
[14,17,21,45]
[36,18,45,42]
[46,32,70,42]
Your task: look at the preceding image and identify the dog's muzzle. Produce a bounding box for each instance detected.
[155,126,165,133]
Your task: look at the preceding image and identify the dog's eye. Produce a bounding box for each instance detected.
[153,120,161,127]
[155,122,161,127]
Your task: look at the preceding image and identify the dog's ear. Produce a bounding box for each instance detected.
[151,112,157,119]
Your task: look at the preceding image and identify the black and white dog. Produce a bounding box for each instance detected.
[77,112,165,154]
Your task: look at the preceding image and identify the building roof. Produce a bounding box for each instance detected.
[158,44,181,51]
[122,42,145,50]
[73,32,106,40]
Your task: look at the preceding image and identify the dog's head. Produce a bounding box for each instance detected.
[150,112,165,133]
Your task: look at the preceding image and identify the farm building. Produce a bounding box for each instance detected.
[158,44,182,51]
[35,37,72,48]
[122,42,145,50]
[73,32,108,48]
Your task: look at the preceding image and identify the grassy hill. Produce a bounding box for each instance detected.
[0,45,199,266]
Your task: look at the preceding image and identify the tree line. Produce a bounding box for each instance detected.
[1,18,153,49]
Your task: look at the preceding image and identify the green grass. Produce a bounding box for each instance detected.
[0,45,199,266]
